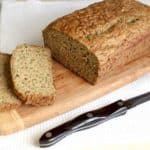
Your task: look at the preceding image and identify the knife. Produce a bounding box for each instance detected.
[39,91,150,148]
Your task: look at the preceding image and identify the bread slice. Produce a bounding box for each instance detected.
[0,53,21,112]
[11,44,55,106]
[43,0,150,84]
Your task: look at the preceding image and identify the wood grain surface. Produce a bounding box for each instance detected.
[0,56,150,135]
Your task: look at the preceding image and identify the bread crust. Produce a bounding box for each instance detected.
[10,44,55,106]
[47,0,150,47]
[13,87,54,106]
[0,102,21,112]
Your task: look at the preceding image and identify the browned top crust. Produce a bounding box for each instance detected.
[45,0,150,56]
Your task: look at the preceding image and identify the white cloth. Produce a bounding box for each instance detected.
[0,1,150,150]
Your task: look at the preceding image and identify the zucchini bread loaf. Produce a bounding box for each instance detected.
[11,44,55,106]
[43,0,150,84]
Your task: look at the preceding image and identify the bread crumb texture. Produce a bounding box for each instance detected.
[0,53,21,111]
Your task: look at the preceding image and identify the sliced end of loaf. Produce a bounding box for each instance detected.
[43,29,99,84]
[11,44,55,106]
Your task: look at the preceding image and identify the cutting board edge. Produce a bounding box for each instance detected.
[0,110,25,135]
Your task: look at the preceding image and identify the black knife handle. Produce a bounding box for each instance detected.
[39,100,128,147]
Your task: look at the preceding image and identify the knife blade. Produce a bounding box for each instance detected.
[39,91,150,148]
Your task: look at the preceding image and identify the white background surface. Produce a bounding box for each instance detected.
[0,0,150,150]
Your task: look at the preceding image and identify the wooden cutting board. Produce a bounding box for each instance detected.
[0,55,150,135]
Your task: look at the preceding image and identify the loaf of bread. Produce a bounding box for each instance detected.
[43,0,150,84]
[11,44,55,106]
[0,53,21,111]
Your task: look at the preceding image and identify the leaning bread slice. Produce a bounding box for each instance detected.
[0,53,21,112]
[11,44,55,106]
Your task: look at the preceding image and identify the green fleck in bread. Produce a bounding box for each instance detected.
[0,53,21,112]
[43,0,150,84]
[11,44,55,106]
